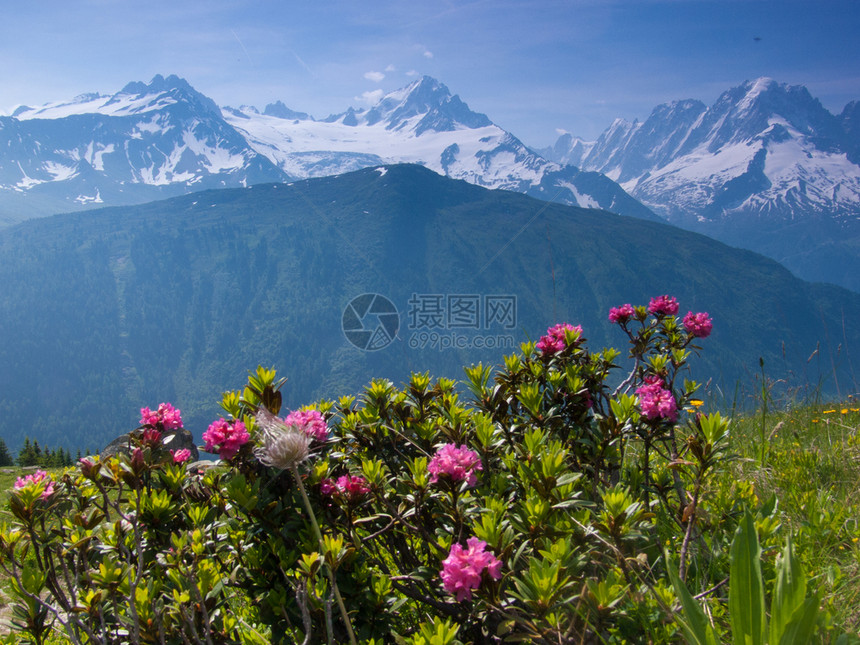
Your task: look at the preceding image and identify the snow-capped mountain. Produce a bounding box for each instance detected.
[534,133,595,168]
[544,78,860,292]
[0,74,655,225]
[224,75,655,219]
[547,78,860,226]
[0,75,285,222]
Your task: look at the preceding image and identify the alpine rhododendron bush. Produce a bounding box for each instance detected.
[1,299,853,644]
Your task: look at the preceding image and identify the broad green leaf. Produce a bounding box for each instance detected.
[777,595,820,645]
[666,556,719,645]
[770,535,807,644]
[729,510,766,645]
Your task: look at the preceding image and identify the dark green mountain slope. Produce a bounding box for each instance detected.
[0,164,857,452]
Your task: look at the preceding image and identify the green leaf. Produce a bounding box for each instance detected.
[776,595,820,645]
[770,534,807,644]
[729,509,766,645]
[21,561,46,596]
[666,556,719,645]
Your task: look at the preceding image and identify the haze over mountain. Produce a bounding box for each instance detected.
[0,165,857,453]
[3,73,859,292]
[0,74,654,226]
[540,78,860,292]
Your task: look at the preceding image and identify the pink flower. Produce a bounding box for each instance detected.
[140,402,183,430]
[683,311,713,338]
[14,470,55,500]
[284,409,328,443]
[428,444,482,487]
[337,474,370,497]
[131,447,146,472]
[171,448,192,464]
[536,323,583,355]
[648,295,679,316]
[636,381,678,422]
[78,457,99,480]
[608,303,636,324]
[320,479,337,496]
[440,537,502,601]
[203,418,250,460]
[141,427,162,446]
[321,474,371,502]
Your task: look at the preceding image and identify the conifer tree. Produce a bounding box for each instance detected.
[0,438,13,467]
[17,437,37,467]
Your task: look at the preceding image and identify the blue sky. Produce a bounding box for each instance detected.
[1,0,858,146]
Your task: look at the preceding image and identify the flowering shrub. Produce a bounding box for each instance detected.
[284,408,329,443]
[171,448,192,464]
[648,294,679,315]
[535,322,582,355]
[320,474,371,501]
[2,297,851,644]
[140,402,183,430]
[202,417,250,460]
[683,311,713,338]
[608,303,636,324]
[13,470,55,500]
[636,377,679,422]
[427,443,482,487]
[440,538,502,602]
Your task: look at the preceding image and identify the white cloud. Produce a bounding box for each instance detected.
[355,89,384,104]
[384,64,396,72]
[555,128,570,135]
[423,50,434,59]
[364,71,385,82]
[406,70,419,77]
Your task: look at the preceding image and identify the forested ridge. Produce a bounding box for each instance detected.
[1,164,857,452]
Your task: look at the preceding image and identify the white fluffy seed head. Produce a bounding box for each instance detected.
[254,408,310,470]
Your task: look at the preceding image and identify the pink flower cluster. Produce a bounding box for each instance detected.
[440,537,502,601]
[320,474,371,502]
[608,303,636,324]
[141,427,162,446]
[284,409,329,443]
[140,402,183,430]
[171,448,192,464]
[683,311,713,338]
[14,470,55,500]
[636,377,678,422]
[203,418,250,460]
[648,295,679,316]
[428,444,482,487]
[536,323,582,355]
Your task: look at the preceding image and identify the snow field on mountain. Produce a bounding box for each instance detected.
[224,108,532,185]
